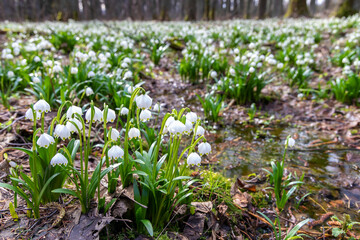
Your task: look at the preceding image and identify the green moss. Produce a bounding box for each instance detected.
[250,191,271,209]
[334,0,357,18]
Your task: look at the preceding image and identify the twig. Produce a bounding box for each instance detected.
[156,205,185,240]
[0,116,24,134]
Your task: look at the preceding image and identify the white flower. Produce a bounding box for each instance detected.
[168,120,186,136]
[140,109,152,122]
[54,124,71,140]
[34,99,51,113]
[198,142,211,156]
[85,106,102,122]
[186,112,197,124]
[37,133,55,148]
[104,108,116,123]
[187,152,201,166]
[50,153,68,166]
[123,70,133,79]
[123,57,131,63]
[85,87,94,96]
[87,71,95,78]
[229,68,236,76]
[120,107,129,115]
[66,118,82,133]
[25,108,41,121]
[66,106,82,119]
[108,145,124,160]
[184,120,193,135]
[21,59,27,66]
[128,128,140,140]
[249,67,255,73]
[195,126,205,137]
[34,56,41,62]
[7,71,14,78]
[71,67,78,74]
[153,103,161,112]
[53,65,62,73]
[136,94,152,110]
[32,76,40,83]
[210,70,217,79]
[9,161,17,168]
[109,128,120,141]
[286,137,295,148]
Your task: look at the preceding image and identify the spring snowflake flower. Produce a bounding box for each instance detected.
[229,68,236,76]
[54,124,71,140]
[108,145,124,160]
[66,118,82,133]
[104,108,116,123]
[168,120,186,136]
[9,161,17,168]
[53,65,62,73]
[66,106,82,119]
[50,153,68,167]
[198,142,211,156]
[184,120,193,135]
[7,71,14,78]
[136,94,152,110]
[195,126,205,137]
[37,133,55,148]
[123,70,133,79]
[120,107,129,116]
[71,67,78,74]
[32,76,40,83]
[34,99,50,113]
[187,152,201,167]
[286,137,295,148]
[128,128,140,140]
[25,108,41,121]
[249,67,255,73]
[109,128,120,141]
[210,70,217,79]
[140,109,152,122]
[85,87,94,96]
[87,71,95,78]
[153,103,161,112]
[186,112,197,124]
[85,106,102,122]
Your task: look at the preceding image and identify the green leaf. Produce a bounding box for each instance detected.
[140,219,153,237]
[38,173,60,204]
[9,202,19,221]
[0,183,33,208]
[331,228,345,238]
[52,188,80,198]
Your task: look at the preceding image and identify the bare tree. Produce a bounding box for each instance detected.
[284,0,310,18]
[273,0,284,17]
[258,0,267,19]
[335,0,357,17]
[310,0,316,15]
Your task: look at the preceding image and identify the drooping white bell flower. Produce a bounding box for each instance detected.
[187,152,201,167]
[85,87,94,96]
[66,118,83,133]
[32,76,40,83]
[198,142,211,156]
[71,67,78,74]
[120,107,129,116]
[153,103,161,112]
[249,67,255,73]
[66,106,82,119]
[123,70,133,79]
[186,112,197,124]
[108,128,120,141]
[184,120,193,135]
[286,137,295,148]
[140,109,152,122]
[104,108,116,123]
[54,124,71,140]
[7,71,14,78]
[34,56,41,62]
[34,99,51,113]
[108,145,124,160]
[37,133,55,148]
[195,126,205,137]
[53,65,62,73]
[210,70,217,79]
[50,153,68,166]
[87,71,95,78]
[168,120,186,136]
[25,108,41,121]
[128,128,140,140]
[85,106,102,122]
[164,116,175,133]
[135,94,152,110]
[229,68,236,76]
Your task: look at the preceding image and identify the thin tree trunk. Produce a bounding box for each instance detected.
[284,0,310,18]
[310,0,316,15]
[334,0,356,17]
[246,0,252,18]
[258,0,267,19]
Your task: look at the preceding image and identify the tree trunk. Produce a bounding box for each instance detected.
[273,0,284,17]
[310,0,316,15]
[325,0,331,9]
[334,0,356,17]
[284,0,310,18]
[203,0,210,20]
[245,0,252,18]
[258,0,267,19]
[185,0,197,20]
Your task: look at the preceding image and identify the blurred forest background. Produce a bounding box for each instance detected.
[0,0,359,21]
